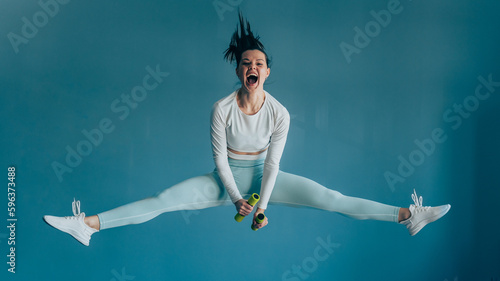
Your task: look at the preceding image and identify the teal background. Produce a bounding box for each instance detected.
[1,0,499,280]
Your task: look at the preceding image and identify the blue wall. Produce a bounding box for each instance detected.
[1,0,499,280]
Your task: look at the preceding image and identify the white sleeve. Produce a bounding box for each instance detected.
[210,103,243,204]
[256,108,290,210]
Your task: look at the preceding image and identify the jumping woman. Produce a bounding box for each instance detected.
[44,13,450,246]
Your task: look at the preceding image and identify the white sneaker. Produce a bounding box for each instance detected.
[400,189,451,236]
[44,199,98,246]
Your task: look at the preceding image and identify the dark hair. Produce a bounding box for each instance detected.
[223,12,271,68]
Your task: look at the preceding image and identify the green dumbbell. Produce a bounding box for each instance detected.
[234,193,260,222]
[251,213,266,231]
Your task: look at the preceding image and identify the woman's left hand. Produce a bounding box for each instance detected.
[252,208,268,230]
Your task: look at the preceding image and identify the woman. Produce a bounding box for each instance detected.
[44,13,450,246]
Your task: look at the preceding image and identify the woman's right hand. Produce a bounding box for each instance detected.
[235,199,253,216]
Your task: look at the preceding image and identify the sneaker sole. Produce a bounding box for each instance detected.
[410,204,451,236]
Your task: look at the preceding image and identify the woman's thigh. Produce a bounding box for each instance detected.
[155,172,231,210]
[269,171,342,210]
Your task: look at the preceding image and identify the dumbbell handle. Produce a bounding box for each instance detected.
[234,193,260,222]
[251,213,266,231]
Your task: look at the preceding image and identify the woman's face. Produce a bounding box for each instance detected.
[236,49,270,93]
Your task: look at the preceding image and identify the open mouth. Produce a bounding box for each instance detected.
[246,74,258,86]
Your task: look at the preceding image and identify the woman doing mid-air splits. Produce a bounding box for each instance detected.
[44,14,450,246]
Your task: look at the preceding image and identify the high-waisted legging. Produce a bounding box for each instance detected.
[98,158,400,230]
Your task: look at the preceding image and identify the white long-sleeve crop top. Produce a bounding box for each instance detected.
[210,90,290,209]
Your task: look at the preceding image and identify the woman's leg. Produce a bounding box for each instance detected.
[44,171,230,245]
[269,171,400,223]
[96,172,230,230]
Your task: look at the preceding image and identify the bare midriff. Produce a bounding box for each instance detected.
[227,147,268,155]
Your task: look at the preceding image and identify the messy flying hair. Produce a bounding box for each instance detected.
[223,12,271,68]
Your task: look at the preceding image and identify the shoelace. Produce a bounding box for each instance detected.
[72,198,81,216]
[411,189,429,212]
[63,198,82,219]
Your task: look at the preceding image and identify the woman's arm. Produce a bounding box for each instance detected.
[251,108,289,230]
[210,103,243,204]
[256,107,291,210]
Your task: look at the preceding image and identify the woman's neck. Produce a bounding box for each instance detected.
[237,88,265,115]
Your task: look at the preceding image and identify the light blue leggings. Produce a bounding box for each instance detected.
[98,158,400,230]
